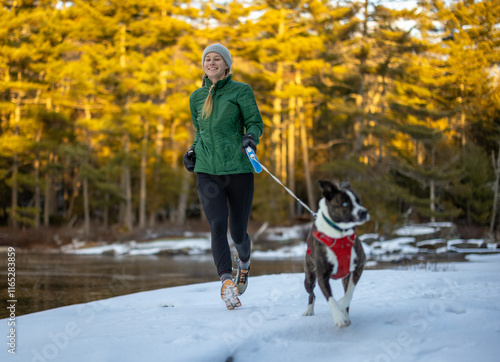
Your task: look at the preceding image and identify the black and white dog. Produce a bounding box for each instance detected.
[303,180,369,328]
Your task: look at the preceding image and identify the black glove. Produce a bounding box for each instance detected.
[183,147,196,172]
[241,134,257,153]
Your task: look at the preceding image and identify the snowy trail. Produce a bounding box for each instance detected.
[3,255,500,362]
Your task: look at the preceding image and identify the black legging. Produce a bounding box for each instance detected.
[196,173,254,278]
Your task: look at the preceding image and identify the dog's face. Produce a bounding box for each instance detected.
[318,180,369,228]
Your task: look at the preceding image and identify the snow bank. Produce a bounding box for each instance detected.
[252,243,307,259]
[66,238,211,256]
[63,223,498,262]
[394,222,454,236]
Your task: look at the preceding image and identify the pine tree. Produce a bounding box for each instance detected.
[426,0,500,226]
[0,0,64,228]
[432,0,500,151]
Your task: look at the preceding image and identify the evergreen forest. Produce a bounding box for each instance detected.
[1,0,499,241]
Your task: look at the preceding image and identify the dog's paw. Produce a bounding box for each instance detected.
[333,311,351,328]
[328,297,351,327]
[303,304,315,316]
[338,297,350,312]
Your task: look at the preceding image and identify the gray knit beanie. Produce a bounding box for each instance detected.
[202,43,232,72]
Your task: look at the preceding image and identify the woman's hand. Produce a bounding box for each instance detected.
[183,147,196,172]
[242,134,257,153]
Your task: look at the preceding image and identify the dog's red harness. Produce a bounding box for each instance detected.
[307,231,356,280]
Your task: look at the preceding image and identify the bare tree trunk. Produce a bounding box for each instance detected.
[281,132,287,184]
[170,120,184,224]
[489,144,500,236]
[119,24,133,231]
[83,178,90,236]
[11,152,18,228]
[430,179,436,223]
[175,121,192,227]
[353,0,370,155]
[149,70,168,228]
[103,191,109,228]
[82,103,92,236]
[288,94,296,221]
[430,145,436,223]
[170,120,180,169]
[296,70,314,213]
[43,96,54,227]
[44,174,50,226]
[459,82,466,158]
[123,134,133,231]
[10,99,21,228]
[33,124,43,228]
[34,152,40,228]
[299,99,314,214]
[176,172,191,227]
[44,153,53,227]
[67,162,79,219]
[139,117,149,229]
[271,10,286,176]
[273,62,284,176]
[149,114,165,228]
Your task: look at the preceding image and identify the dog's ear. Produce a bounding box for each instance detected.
[318,180,340,200]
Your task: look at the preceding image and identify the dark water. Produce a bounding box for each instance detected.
[0,253,306,318]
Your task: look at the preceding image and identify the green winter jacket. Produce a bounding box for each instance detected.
[189,75,263,175]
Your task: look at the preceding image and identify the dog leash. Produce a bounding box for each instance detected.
[260,163,318,218]
[245,147,317,218]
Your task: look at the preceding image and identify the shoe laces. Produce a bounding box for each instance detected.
[236,265,249,285]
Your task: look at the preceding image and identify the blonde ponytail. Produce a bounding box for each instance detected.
[200,70,230,120]
[202,82,216,120]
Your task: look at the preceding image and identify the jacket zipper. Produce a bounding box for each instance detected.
[210,87,217,174]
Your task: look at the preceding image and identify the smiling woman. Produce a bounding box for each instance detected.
[183,43,264,310]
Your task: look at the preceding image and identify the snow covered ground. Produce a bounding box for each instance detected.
[4,254,500,362]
